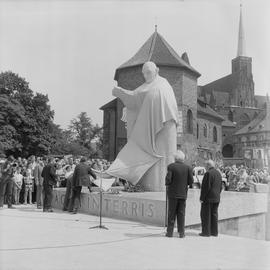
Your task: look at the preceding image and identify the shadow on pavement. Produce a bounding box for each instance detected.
[124,232,164,238]
[124,230,201,238]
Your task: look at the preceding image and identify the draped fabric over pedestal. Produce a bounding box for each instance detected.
[106,76,178,191]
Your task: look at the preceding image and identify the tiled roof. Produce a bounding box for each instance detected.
[114,31,201,80]
[202,73,238,94]
[197,99,224,121]
[212,91,230,106]
[235,106,270,135]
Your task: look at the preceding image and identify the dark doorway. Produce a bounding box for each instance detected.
[222,144,233,158]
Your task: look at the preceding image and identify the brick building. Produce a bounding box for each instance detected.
[233,100,270,169]
[199,6,268,161]
[100,27,223,165]
[196,98,224,164]
[101,6,268,168]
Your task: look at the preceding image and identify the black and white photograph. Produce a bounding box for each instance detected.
[0,0,270,269]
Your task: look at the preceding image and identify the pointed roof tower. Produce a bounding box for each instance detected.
[237,3,246,57]
[114,28,200,80]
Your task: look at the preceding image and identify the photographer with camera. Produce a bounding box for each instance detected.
[0,156,16,209]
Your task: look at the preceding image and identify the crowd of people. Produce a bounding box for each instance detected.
[218,165,270,191]
[0,154,269,211]
[0,154,112,210]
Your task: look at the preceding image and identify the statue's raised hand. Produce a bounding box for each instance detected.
[112,86,123,97]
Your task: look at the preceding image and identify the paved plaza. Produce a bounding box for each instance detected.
[0,205,270,270]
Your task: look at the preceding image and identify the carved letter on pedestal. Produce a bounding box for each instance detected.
[113,200,119,214]
[122,201,128,215]
[147,203,154,217]
[131,202,138,216]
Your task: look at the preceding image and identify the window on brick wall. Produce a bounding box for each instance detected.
[203,124,207,137]
[213,126,217,143]
[187,109,193,134]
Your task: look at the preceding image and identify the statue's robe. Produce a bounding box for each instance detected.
[106,75,178,191]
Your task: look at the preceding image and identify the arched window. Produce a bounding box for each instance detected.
[203,124,207,137]
[187,110,193,134]
[213,126,217,143]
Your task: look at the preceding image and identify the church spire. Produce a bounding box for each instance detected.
[237,3,246,57]
[154,16,158,32]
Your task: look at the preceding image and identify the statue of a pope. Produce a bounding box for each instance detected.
[106,61,178,191]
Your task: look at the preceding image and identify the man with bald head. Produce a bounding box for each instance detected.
[199,160,222,237]
[107,61,178,191]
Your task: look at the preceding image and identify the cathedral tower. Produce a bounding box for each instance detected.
[231,4,255,107]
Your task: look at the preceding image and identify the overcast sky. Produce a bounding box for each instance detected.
[0,0,269,128]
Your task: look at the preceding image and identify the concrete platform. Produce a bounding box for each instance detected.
[52,188,268,240]
[0,205,270,270]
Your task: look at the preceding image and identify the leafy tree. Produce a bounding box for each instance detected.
[0,72,104,158]
[0,71,55,157]
[68,112,103,157]
[0,94,25,153]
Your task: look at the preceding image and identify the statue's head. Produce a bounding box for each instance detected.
[142,61,159,83]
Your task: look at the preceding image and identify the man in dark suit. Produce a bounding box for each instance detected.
[199,160,222,237]
[69,157,96,214]
[41,157,57,212]
[165,150,193,238]
[0,156,16,209]
[33,159,44,209]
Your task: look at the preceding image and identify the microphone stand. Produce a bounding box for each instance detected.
[89,170,108,230]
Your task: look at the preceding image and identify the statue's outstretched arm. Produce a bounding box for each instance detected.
[112,86,137,109]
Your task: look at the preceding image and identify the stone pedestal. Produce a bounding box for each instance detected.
[53,188,268,240]
[266,182,270,241]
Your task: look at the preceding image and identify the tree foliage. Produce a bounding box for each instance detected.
[0,71,104,158]
[0,71,55,157]
[67,112,103,157]
[69,112,101,146]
